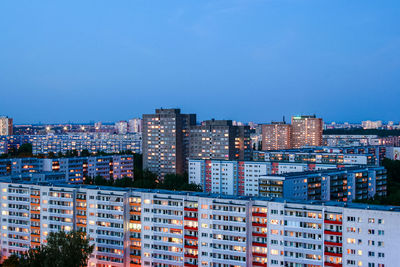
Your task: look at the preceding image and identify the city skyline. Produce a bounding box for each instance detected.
[1,0,400,123]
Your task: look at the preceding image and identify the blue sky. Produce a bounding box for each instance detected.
[0,0,399,124]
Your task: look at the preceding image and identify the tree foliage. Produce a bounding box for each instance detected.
[2,230,94,267]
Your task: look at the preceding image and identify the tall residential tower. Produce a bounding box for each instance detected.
[142,108,196,177]
[291,115,323,148]
[0,116,13,136]
[189,119,251,160]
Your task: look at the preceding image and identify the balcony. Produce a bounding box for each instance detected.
[252,212,267,217]
[325,251,342,257]
[324,230,342,236]
[324,219,342,225]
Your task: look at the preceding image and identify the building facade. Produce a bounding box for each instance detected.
[291,115,323,148]
[0,116,13,136]
[0,182,399,267]
[189,119,251,161]
[188,159,386,201]
[0,133,142,155]
[128,118,142,133]
[253,150,376,166]
[115,121,128,134]
[0,155,134,183]
[261,122,292,151]
[142,109,196,177]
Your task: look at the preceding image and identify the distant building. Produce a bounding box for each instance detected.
[0,116,13,136]
[386,147,400,160]
[189,119,251,161]
[115,121,128,134]
[0,133,142,155]
[291,115,323,148]
[362,120,382,129]
[261,122,292,150]
[0,155,134,183]
[142,108,196,177]
[128,118,142,133]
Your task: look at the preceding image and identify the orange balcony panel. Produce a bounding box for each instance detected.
[76,206,87,210]
[130,245,141,250]
[77,223,86,228]
[129,202,141,206]
[76,215,86,219]
[30,195,40,199]
[130,211,141,215]
[30,218,40,222]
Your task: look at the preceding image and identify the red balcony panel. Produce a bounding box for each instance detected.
[252,262,267,267]
[252,232,267,238]
[184,254,198,259]
[325,251,342,257]
[184,244,198,249]
[252,212,267,217]
[184,264,197,267]
[252,242,267,248]
[324,230,342,236]
[324,219,342,225]
[184,235,198,240]
[252,222,267,227]
[184,207,198,212]
[184,217,198,221]
[184,226,198,231]
[324,241,342,247]
[325,262,342,267]
[252,252,267,257]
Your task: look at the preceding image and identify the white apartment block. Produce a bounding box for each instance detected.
[189,160,338,197]
[0,182,399,267]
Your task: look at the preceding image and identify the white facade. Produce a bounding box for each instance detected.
[0,182,399,266]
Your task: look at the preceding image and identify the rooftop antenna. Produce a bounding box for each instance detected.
[283,116,286,124]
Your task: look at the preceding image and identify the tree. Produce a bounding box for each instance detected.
[3,254,20,267]
[41,230,94,267]
[80,149,91,157]
[2,230,93,267]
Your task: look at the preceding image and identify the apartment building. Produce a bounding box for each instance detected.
[253,150,375,166]
[0,116,13,136]
[0,133,142,155]
[262,166,387,201]
[261,122,292,150]
[0,155,134,183]
[189,119,251,161]
[0,182,399,267]
[128,118,142,133]
[142,108,196,177]
[115,121,128,134]
[291,115,323,148]
[188,159,386,201]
